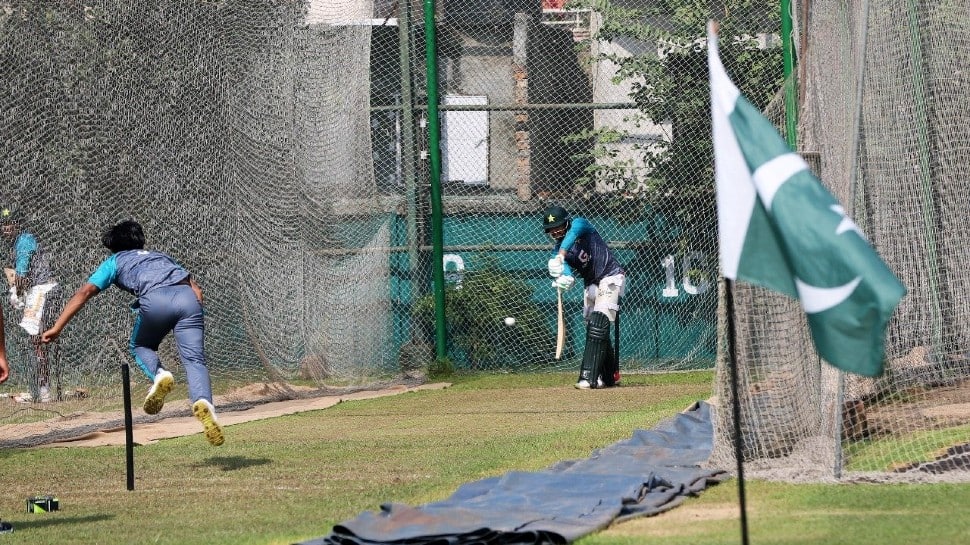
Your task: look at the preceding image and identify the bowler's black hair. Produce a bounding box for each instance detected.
[102,220,145,253]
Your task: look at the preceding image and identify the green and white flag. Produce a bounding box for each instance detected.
[708,22,906,377]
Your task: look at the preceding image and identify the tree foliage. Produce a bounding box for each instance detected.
[565,0,783,235]
[413,254,555,370]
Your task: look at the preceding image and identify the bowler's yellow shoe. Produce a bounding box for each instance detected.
[192,399,225,446]
[143,370,174,415]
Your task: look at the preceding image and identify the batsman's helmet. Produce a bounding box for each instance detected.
[542,205,570,232]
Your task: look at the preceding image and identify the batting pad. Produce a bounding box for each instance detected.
[299,401,728,545]
[19,282,57,335]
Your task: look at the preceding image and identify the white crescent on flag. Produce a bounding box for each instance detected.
[796,277,862,313]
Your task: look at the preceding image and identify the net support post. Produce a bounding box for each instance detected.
[121,363,135,491]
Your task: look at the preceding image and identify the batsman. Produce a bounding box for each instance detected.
[543,205,625,389]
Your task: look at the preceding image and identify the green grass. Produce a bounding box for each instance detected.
[1,370,968,545]
[845,423,970,472]
[596,479,970,545]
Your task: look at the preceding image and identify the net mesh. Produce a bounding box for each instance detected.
[0,0,967,482]
[710,0,970,481]
[0,2,401,444]
[1,0,726,445]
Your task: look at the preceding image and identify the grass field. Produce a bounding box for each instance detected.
[1,370,968,545]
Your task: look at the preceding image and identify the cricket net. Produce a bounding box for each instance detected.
[0,1,405,445]
[709,0,970,481]
[0,0,734,447]
[1,0,966,483]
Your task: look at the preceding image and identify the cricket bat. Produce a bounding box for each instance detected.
[555,287,565,360]
[3,268,14,287]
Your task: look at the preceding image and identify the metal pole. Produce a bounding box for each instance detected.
[121,363,135,491]
[837,0,872,480]
[423,0,447,360]
[725,280,750,545]
[905,0,943,354]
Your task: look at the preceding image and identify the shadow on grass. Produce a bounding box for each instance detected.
[193,456,272,471]
[11,513,114,530]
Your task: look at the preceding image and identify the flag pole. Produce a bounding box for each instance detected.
[724,278,750,545]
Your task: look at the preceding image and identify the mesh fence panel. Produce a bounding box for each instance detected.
[0,1,400,443]
[1,0,744,444]
[421,1,784,373]
[711,0,970,481]
[1,0,966,481]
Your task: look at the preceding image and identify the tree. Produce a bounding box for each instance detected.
[565,0,783,243]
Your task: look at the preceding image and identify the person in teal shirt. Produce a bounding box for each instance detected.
[543,205,625,389]
[41,220,224,446]
[1,204,60,402]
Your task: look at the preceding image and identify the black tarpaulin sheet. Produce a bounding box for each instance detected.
[298,400,729,545]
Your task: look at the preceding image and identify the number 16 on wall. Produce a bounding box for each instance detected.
[661,251,711,298]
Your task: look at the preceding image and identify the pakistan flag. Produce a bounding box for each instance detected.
[707,22,906,377]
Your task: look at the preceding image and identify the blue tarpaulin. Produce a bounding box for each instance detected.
[299,401,728,545]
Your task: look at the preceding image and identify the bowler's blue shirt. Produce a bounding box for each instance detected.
[88,250,189,297]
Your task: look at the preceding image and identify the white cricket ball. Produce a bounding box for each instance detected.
[504,317,516,326]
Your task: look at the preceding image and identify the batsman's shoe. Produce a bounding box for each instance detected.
[192,399,225,446]
[575,376,606,389]
[143,369,174,415]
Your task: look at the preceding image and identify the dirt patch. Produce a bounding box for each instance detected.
[864,380,970,437]
[921,402,970,420]
[604,504,740,537]
[4,381,451,448]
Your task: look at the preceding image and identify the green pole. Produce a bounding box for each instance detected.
[423,0,447,359]
[781,0,797,149]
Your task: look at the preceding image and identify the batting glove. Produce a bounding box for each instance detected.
[8,287,23,310]
[552,275,575,291]
[547,255,564,278]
